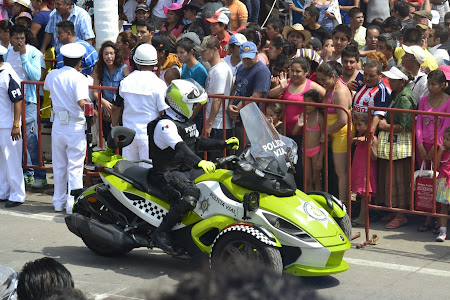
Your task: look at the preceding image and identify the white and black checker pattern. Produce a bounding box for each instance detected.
[210,225,277,257]
[132,200,167,220]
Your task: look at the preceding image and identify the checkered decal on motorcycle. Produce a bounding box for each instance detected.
[212,225,277,249]
[132,200,167,220]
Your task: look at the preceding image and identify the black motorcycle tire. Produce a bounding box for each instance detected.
[210,231,283,275]
[81,235,133,257]
[335,213,352,240]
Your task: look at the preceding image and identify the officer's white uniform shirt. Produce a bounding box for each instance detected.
[0,63,22,128]
[44,66,91,132]
[0,62,25,203]
[117,70,169,139]
[154,108,199,150]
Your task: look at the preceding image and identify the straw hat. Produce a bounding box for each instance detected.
[282,24,311,45]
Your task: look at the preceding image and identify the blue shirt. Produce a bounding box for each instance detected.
[56,38,98,75]
[102,64,126,101]
[45,6,95,53]
[181,62,208,87]
[5,45,44,104]
[32,10,52,50]
[234,61,271,99]
[292,0,304,25]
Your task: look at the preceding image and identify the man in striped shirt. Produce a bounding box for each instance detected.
[54,20,98,76]
[353,59,392,135]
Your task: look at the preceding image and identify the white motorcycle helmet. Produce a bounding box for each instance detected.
[0,265,17,300]
[133,43,158,66]
[166,79,208,118]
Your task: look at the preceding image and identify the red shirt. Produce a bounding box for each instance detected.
[218,31,231,58]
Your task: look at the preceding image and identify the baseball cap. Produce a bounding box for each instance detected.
[308,37,322,50]
[183,0,202,11]
[416,18,432,30]
[177,32,201,46]
[438,65,450,80]
[413,10,432,21]
[205,12,229,25]
[239,41,257,59]
[136,4,149,12]
[152,35,171,52]
[18,12,32,20]
[431,10,440,25]
[195,35,220,52]
[382,66,409,80]
[402,45,426,65]
[60,43,86,59]
[229,33,247,46]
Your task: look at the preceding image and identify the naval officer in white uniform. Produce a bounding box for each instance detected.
[0,44,26,208]
[44,43,97,213]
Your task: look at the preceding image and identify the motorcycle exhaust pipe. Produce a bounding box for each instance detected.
[65,214,150,249]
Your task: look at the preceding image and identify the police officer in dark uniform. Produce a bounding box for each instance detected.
[148,79,239,254]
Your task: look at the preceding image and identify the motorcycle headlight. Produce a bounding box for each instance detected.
[243,192,260,211]
[263,213,316,242]
[238,161,254,172]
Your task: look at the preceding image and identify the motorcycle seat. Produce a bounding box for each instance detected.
[113,160,169,201]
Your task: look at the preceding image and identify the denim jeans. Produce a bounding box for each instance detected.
[209,128,232,161]
[243,0,260,23]
[23,102,46,180]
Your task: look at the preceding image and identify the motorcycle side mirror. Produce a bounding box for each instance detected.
[107,126,136,151]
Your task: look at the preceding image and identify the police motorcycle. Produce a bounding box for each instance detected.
[65,96,352,277]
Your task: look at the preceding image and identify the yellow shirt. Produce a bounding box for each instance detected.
[394,47,438,71]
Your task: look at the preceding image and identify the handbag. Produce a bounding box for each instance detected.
[414,162,439,212]
[377,131,412,160]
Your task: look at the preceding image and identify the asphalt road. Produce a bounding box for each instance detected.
[1,184,450,300]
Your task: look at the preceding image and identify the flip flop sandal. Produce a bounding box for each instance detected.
[385,217,407,229]
[381,213,396,222]
[417,224,432,232]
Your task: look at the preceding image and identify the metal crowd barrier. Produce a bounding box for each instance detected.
[360,106,450,246]
[20,81,354,216]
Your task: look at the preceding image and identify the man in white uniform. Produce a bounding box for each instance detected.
[111,43,168,167]
[0,44,26,208]
[44,43,96,213]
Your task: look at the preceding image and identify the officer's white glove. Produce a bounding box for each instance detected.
[225,137,239,150]
[198,160,216,174]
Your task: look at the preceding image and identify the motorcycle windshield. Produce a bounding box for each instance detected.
[240,103,298,177]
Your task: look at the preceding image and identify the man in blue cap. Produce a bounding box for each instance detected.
[227,41,271,152]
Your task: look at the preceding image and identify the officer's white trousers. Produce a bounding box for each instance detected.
[122,138,150,167]
[0,129,25,203]
[52,130,86,212]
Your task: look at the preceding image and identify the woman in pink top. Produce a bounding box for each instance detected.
[416,70,450,168]
[161,4,184,38]
[268,57,325,189]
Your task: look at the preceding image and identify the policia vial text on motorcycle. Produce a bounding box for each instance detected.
[148,79,239,254]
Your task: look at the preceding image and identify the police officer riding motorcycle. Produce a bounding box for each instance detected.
[148,79,239,254]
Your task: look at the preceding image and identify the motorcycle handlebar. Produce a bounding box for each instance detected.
[214,155,239,169]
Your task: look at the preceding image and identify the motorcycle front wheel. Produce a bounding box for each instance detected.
[210,231,283,275]
[335,213,352,240]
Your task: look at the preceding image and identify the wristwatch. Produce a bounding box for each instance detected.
[13,123,20,128]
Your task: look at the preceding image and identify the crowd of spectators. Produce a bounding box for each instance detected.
[0,0,450,242]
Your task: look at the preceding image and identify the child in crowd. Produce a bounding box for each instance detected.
[351,112,378,227]
[292,89,324,191]
[266,102,284,135]
[435,127,450,242]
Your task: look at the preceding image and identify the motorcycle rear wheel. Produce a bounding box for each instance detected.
[210,231,283,275]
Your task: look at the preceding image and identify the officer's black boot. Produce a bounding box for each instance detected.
[152,210,179,254]
[152,196,197,254]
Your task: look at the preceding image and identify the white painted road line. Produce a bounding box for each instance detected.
[346,258,450,277]
[3,209,450,278]
[0,210,65,223]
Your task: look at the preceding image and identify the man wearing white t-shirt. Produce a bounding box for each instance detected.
[198,35,233,160]
[222,33,246,81]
